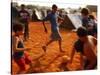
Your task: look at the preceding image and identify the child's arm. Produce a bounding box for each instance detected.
[69,47,75,63]
[58,16,64,24]
[15,47,31,51]
[42,13,50,33]
[58,16,64,21]
[92,37,97,46]
[92,37,97,55]
[43,21,48,33]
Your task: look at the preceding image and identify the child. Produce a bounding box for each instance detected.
[69,27,97,70]
[81,8,97,37]
[81,8,90,29]
[81,8,92,35]
[42,4,64,52]
[89,14,97,38]
[12,23,32,73]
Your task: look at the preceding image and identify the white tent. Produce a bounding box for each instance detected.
[32,9,47,21]
[60,14,82,30]
[67,14,82,29]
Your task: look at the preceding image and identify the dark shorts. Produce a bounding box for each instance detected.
[14,52,32,70]
[50,31,62,41]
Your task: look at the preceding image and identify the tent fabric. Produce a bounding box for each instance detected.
[60,14,82,29]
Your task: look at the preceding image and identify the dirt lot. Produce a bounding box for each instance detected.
[12,22,83,74]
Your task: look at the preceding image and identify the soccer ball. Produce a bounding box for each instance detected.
[62,55,70,63]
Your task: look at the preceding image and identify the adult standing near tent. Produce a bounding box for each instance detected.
[42,4,64,52]
[19,4,30,41]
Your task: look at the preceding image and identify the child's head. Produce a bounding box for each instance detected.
[52,4,58,13]
[21,4,25,10]
[13,23,24,36]
[77,27,88,41]
[81,8,90,16]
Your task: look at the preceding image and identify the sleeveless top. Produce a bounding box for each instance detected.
[13,40,24,59]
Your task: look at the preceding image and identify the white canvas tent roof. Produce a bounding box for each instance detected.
[60,14,82,30]
[35,9,43,20]
[32,9,47,21]
[67,14,82,29]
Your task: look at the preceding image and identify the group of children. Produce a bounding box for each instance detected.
[42,4,97,70]
[12,4,97,74]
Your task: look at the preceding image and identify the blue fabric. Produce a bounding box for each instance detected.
[43,12,59,32]
[82,17,89,28]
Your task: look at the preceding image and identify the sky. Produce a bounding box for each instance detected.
[12,0,98,8]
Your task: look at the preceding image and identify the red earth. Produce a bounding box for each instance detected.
[12,22,83,74]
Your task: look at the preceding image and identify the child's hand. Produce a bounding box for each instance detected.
[26,47,31,50]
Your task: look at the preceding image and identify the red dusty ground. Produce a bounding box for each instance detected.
[12,22,82,74]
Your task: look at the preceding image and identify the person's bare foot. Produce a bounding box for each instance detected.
[42,46,47,52]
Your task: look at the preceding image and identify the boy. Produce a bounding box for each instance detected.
[12,23,32,73]
[19,4,30,41]
[81,8,97,36]
[81,8,90,29]
[69,27,97,70]
[42,4,64,52]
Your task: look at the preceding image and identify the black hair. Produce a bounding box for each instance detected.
[52,4,58,9]
[81,8,90,16]
[77,27,88,37]
[21,4,25,8]
[13,23,23,33]
[89,14,95,19]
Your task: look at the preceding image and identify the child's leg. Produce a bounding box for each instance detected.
[25,22,29,39]
[58,39,63,52]
[24,52,32,64]
[80,55,84,70]
[15,57,26,71]
[42,40,54,52]
[46,40,54,46]
[24,22,29,41]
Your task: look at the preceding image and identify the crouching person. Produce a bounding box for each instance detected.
[69,27,97,70]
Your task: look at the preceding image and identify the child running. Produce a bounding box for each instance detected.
[12,23,32,73]
[42,4,64,52]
